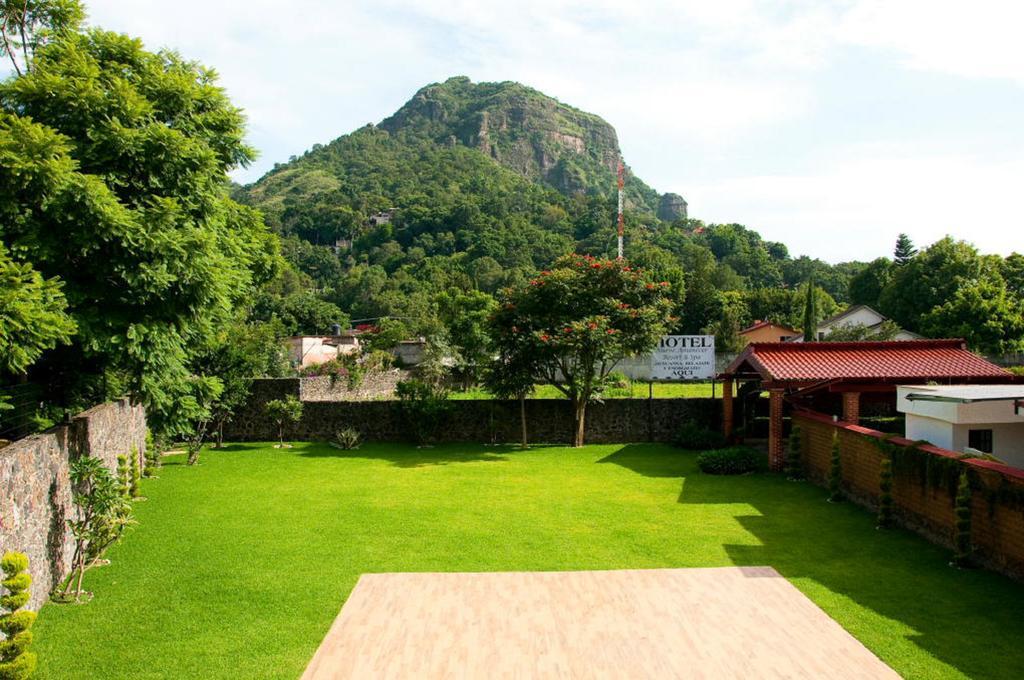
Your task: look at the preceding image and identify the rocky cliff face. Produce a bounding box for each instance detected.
[658,193,688,222]
[379,77,665,214]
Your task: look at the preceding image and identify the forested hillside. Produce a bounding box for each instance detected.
[240,77,1024,356]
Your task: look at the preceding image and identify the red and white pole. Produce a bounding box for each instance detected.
[616,159,624,259]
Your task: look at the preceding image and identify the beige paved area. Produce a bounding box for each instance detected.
[301,567,898,679]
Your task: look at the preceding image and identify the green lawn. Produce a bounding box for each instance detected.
[32,443,1024,679]
[450,381,718,399]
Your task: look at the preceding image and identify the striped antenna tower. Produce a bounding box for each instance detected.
[616,158,625,259]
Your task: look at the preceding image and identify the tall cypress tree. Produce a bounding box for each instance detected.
[894,233,918,265]
[802,278,817,342]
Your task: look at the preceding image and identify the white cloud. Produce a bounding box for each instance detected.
[687,148,1024,261]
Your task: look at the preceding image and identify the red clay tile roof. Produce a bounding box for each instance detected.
[724,339,1011,383]
[739,320,798,335]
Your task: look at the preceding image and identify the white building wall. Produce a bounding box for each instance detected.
[905,414,956,450]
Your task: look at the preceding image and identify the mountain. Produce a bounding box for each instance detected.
[379,77,664,213]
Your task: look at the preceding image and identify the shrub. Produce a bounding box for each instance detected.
[828,433,843,502]
[877,457,894,529]
[952,470,973,568]
[143,429,162,476]
[129,447,141,499]
[55,457,133,603]
[785,425,803,480]
[116,455,130,501]
[673,421,727,450]
[1007,366,1024,377]
[0,551,36,680]
[696,447,767,475]
[396,378,451,445]
[603,371,632,397]
[265,396,304,448]
[332,427,361,450]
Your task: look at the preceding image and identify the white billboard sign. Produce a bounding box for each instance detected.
[650,335,716,380]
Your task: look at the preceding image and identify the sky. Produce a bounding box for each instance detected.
[75,1,1024,262]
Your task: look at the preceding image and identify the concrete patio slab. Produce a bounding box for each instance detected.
[301,567,897,679]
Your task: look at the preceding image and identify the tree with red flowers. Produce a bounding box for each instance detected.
[489,254,674,446]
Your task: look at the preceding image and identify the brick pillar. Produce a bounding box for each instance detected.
[842,391,861,425]
[722,378,734,441]
[768,388,785,472]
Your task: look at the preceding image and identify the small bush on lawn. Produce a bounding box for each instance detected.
[697,447,767,475]
[673,421,727,450]
[332,427,361,450]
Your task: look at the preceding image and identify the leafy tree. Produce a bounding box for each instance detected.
[190,319,288,447]
[0,0,83,75]
[489,254,673,446]
[802,278,818,342]
[920,277,1024,354]
[265,395,303,448]
[1002,253,1024,300]
[878,237,984,331]
[0,242,75,375]
[0,551,35,680]
[824,319,901,342]
[0,28,278,437]
[703,292,745,353]
[894,233,918,265]
[436,289,496,387]
[848,257,893,307]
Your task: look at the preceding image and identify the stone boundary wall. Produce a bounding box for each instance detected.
[0,399,146,610]
[224,379,720,445]
[299,370,411,401]
[793,410,1024,579]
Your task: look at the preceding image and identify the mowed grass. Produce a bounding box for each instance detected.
[450,381,717,399]
[32,442,1024,679]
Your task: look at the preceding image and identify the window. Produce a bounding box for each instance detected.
[968,429,993,453]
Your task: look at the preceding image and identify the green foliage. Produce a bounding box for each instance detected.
[0,242,75,376]
[894,233,917,265]
[331,427,361,450]
[488,254,673,446]
[0,551,36,680]
[828,433,843,501]
[824,319,901,342]
[696,446,767,475]
[0,27,278,437]
[877,457,894,529]
[953,470,973,568]
[0,0,83,76]
[264,395,303,447]
[129,447,141,500]
[848,257,893,308]
[436,289,496,386]
[395,378,450,445]
[673,422,727,450]
[116,455,130,502]
[57,456,133,602]
[785,425,804,480]
[143,429,161,477]
[802,277,818,342]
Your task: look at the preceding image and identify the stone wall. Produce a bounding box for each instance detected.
[224,378,720,445]
[0,399,146,610]
[300,370,411,401]
[794,410,1024,579]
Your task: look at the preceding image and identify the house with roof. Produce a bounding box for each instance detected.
[739,320,800,344]
[720,339,1015,470]
[789,304,920,342]
[897,384,1024,467]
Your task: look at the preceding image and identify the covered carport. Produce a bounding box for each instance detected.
[719,340,1014,471]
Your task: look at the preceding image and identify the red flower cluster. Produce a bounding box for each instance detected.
[618,302,631,309]
[587,321,598,330]
[563,327,573,333]
[606,329,618,335]
[540,334,550,342]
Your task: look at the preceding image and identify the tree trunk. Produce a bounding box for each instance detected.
[215,420,224,448]
[572,399,587,447]
[519,394,528,450]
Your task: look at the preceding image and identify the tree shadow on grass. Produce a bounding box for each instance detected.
[295,441,520,468]
[602,444,1024,679]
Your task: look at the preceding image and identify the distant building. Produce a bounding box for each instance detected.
[898,384,1024,468]
[739,320,799,344]
[368,209,396,227]
[789,305,920,342]
[287,334,361,369]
